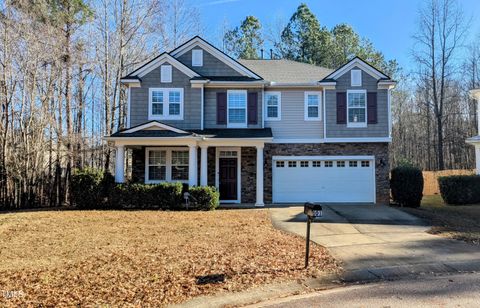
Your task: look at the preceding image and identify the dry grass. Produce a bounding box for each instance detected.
[0,209,339,307]
[422,169,475,195]
[400,195,480,245]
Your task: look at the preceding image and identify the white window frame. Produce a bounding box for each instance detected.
[265,91,281,121]
[227,89,248,128]
[160,65,172,83]
[351,69,362,86]
[145,147,189,184]
[304,91,322,121]
[347,89,367,128]
[148,88,184,120]
[192,49,203,67]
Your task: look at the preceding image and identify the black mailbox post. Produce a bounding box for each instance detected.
[304,202,323,268]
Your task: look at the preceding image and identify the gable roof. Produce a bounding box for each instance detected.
[322,57,391,81]
[121,121,189,134]
[169,36,262,80]
[121,53,200,80]
[238,59,332,84]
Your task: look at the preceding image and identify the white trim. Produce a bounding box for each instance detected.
[268,81,321,87]
[325,58,389,81]
[272,138,325,144]
[170,37,261,79]
[388,88,392,138]
[215,147,241,203]
[131,53,200,79]
[264,91,281,121]
[351,69,362,86]
[126,87,131,128]
[323,87,327,138]
[148,88,184,121]
[160,65,172,83]
[273,155,375,161]
[200,85,204,130]
[145,147,190,184]
[347,89,367,128]
[227,89,248,128]
[122,121,188,134]
[192,49,203,67]
[120,79,141,87]
[324,137,391,143]
[203,81,265,88]
[304,91,322,121]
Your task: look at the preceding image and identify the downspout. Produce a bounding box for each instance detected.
[323,87,327,139]
[200,84,204,130]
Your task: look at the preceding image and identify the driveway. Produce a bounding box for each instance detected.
[269,204,480,281]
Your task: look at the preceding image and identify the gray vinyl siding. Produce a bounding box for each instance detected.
[264,88,324,139]
[176,46,243,76]
[325,67,389,138]
[129,62,201,129]
[204,88,262,128]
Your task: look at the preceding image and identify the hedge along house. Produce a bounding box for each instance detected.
[467,89,480,174]
[106,36,396,206]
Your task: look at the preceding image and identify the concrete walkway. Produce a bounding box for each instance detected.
[270,204,480,281]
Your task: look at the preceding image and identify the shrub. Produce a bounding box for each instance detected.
[391,165,424,207]
[71,168,105,209]
[438,175,480,205]
[187,186,220,211]
[109,182,183,210]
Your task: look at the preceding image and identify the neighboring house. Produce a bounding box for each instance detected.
[106,36,396,206]
[467,89,480,174]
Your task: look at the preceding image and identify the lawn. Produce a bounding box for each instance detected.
[400,195,480,245]
[0,209,339,306]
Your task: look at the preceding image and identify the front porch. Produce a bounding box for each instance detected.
[106,121,272,206]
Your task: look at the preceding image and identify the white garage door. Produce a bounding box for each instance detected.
[272,156,375,203]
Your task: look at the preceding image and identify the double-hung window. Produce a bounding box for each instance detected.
[265,92,281,120]
[147,150,166,181]
[146,148,189,183]
[304,92,321,121]
[227,90,247,128]
[149,88,184,120]
[347,89,367,127]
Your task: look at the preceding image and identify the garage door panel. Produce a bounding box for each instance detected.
[273,158,374,203]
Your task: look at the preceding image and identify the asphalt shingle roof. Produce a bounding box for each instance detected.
[238,59,333,83]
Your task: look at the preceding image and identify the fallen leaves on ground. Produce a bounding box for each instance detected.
[0,209,339,306]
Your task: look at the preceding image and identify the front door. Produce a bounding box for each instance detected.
[219,157,237,201]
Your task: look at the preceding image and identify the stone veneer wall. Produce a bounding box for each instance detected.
[241,147,257,203]
[263,143,390,204]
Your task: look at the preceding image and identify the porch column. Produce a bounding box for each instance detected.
[188,145,198,186]
[115,145,125,183]
[476,145,480,175]
[255,145,264,207]
[200,145,208,186]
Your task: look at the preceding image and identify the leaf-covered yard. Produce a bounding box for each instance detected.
[0,209,339,306]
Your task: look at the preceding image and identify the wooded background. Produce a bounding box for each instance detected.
[0,0,478,209]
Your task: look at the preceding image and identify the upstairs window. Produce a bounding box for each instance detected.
[149,88,183,120]
[192,49,203,66]
[227,90,247,128]
[347,90,367,127]
[265,92,281,120]
[304,92,321,121]
[160,65,172,83]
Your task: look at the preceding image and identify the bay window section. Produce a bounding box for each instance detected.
[265,92,281,120]
[347,90,367,127]
[227,90,247,127]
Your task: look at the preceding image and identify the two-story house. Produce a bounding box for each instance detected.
[106,36,396,206]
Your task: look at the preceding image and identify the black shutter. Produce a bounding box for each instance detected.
[247,92,258,125]
[336,92,347,124]
[367,92,377,124]
[216,92,227,125]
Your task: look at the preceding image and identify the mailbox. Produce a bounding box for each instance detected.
[304,202,323,219]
